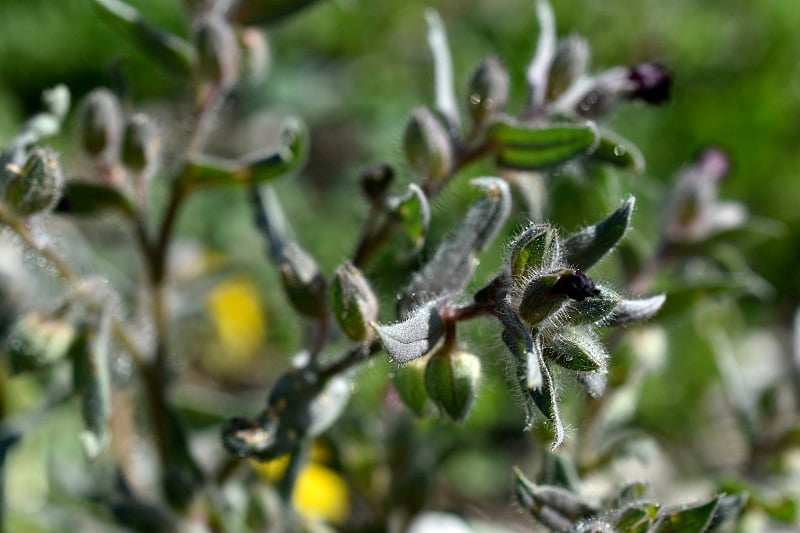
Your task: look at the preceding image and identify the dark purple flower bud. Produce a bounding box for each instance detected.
[550,271,599,301]
[627,62,672,104]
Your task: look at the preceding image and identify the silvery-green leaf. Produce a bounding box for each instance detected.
[606,294,665,326]
[331,262,379,342]
[7,312,75,375]
[652,497,720,533]
[306,375,352,436]
[543,328,607,372]
[513,467,589,532]
[375,303,444,364]
[563,287,620,326]
[574,370,607,397]
[398,178,510,317]
[527,353,564,449]
[705,494,747,531]
[562,196,635,270]
[499,308,542,390]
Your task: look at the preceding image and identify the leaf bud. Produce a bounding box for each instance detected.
[547,35,590,100]
[121,113,160,175]
[424,346,481,422]
[627,62,672,104]
[509,224,560,284]
[330,261,378,341]
[466,56,510,127]
[403,106,453,180]
[359,163,395,203]
[194,14,241,91]
[279,242,327,320]
[77,88,122,159]
[5,148,64,216]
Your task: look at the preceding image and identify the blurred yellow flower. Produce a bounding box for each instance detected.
[250,442,350,526]
[207,276,265,362]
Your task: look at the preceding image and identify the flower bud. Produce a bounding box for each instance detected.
[195,14,241,91]
[509,224,560,284]
[359,163,394,203]
[627,62,671,104]
[424,346,481,422]
[279,242,327,320]
[519,271,599,325]
[403,106,453,180]
[393,358,429,416]
[121,113,160,175]
[77,89,122,159]
[330,261,378,341]
[547,35,590,100]
[466,56,510,127]
[7,312,75,374]
[4,148,64,216]
[238,27,270,84]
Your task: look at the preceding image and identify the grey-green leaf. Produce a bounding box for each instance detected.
[331,262,379,341]
[375,302,445,364]
[398,178,510,317]
[279,242,327,320]
[605,294,665,326]
[499,307,542,390]
[528,353,564,449]
[561,196,635,270]
[509,224,560,285]
[652,497,720,533]
[488,120,598,170]
[543,328,607,372]
[563,287,620,326]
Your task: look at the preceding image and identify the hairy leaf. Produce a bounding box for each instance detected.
[527,352,564,449]
[652,497,720,533]
[375,303,444,364]
[388,184,430,250]
[398,178,510,317]
[561,196,635,270]
[489,120,598,170]
[543,328,607,372]
[606,294,665,326]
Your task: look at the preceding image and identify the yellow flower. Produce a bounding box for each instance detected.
[207,276,265,362]
[250,442,350,526]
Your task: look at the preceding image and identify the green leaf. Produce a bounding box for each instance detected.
[70,312,112,460]
[56,182,135,217]
[388,184,430,250]
[92,0,194,74]
[562,287,620,325]
[605,294,665,326]
[331,262,379,342]
[279,242,327,320]
[229,0,325,25]
[561,196,635,270]
[425,348,481,422]
[375,302,444,364]
[513,468,574,533]
[513,467,596,531]
[488,119,598,170]
[614,502,659,533]
[542,328,607,372]
[589,128,645,173]
[652,497,720,533]
[398,178,510,317]
[500,308,542,390]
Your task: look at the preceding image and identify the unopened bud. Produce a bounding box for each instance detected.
[360,163,394,203]
[551,271,600,301]
[7,312,75,374]
[424,346,481,422]
[238,27,270,84]
[78,89,122,159]
[547,35,590,100]
[195,15,241,91]
[330,262,378,341]
[403,107,453,180]
[509,224,560,284]
[466,56,510,127]
[5,148,64,216]
[393,358,429,416]
[518,272,565,325]
[121,113,160,175]
[627,62,671,104]
[279,242,327,320]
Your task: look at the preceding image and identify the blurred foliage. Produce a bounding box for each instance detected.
[1,0,799,531]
